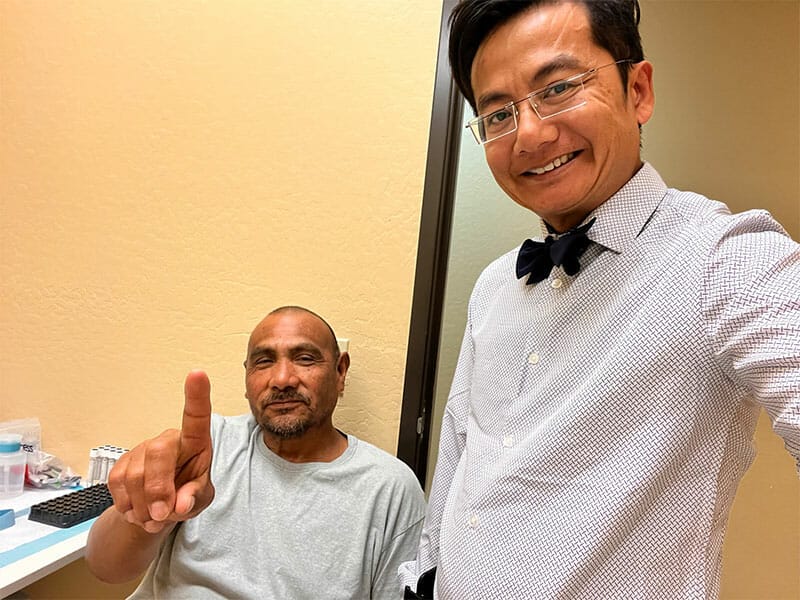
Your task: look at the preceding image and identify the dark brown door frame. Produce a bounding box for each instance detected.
[396,0,463,485]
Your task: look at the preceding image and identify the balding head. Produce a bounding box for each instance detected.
[260,306,341,362]
[243,306,350,445]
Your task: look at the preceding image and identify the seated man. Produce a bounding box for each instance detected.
[86,306,426,599]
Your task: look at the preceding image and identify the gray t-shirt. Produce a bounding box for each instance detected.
[129,414,426,599]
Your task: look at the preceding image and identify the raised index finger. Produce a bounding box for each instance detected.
[180,369,212,457]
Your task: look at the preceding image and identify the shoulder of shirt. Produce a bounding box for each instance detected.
[650,186,798,293]
[471,246,519,293]
[348,435,424,490]
[659,187,788,240]
[653,188,796,277]
[209,413,257,444]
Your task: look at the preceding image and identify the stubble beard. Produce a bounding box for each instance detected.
[256,390,314,439]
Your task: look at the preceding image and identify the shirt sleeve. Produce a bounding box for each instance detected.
[702,209,800,473]
[370,462,427,599]
[398,305,473,590]
[373,515,425,599]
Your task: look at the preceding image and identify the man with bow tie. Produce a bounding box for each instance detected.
[401,1,800,598]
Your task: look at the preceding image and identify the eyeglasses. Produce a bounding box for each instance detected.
[466,60,633,145]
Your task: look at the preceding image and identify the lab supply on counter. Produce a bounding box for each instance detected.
[85,445,128,486]
[26,449,80,489]
[0,418,40,478]
[0,417,79,490]
[27,484,113,529]
[0,435,26,499]
[0,509,14,531]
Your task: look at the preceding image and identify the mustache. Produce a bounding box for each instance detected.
[264,390,310,406]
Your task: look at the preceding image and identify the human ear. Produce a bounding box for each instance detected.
[336,352,350,393]
[630,60,655,126]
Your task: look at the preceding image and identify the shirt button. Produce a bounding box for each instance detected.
[503,435,514,448]
[551,278,563,289]
[527,352,540,364]
[468,514,479,528]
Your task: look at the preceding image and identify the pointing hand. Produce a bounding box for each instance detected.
[107,370,215,533]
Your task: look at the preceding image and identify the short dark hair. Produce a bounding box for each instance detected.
[449,0,644,113]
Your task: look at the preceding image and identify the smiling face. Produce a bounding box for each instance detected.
[471,2,654,231]
[244,309,348,440]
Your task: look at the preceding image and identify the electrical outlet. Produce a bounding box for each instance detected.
[337,338,350,353]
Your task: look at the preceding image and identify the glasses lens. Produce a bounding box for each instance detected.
[533,79,585,118]
[468,119,486,144]
[473,106,516,143]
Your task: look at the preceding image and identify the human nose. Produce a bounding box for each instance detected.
[513,101,557,153]
[270,359,299,389]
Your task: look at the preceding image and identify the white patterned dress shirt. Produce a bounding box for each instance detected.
[399,163,800,599]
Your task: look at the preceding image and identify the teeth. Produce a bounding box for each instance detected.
[530,152,574,175]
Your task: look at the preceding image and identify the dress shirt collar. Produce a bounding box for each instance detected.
[539,162,668,254]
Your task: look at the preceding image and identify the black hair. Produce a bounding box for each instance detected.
[449,0,644,113]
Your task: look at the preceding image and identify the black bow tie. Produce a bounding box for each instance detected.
[515,218,596,285]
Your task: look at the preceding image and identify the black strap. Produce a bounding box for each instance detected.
[403,567,436,599]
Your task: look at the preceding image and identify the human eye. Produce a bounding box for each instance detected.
[295,353,321,366]
[486,108,512,126]
[540,80,581,103]
[484,107,514,132]
[251,355,274,368]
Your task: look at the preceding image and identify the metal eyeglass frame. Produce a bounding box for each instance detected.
[466,59,633,145]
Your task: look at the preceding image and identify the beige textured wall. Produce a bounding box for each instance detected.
[1,1,441,597]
